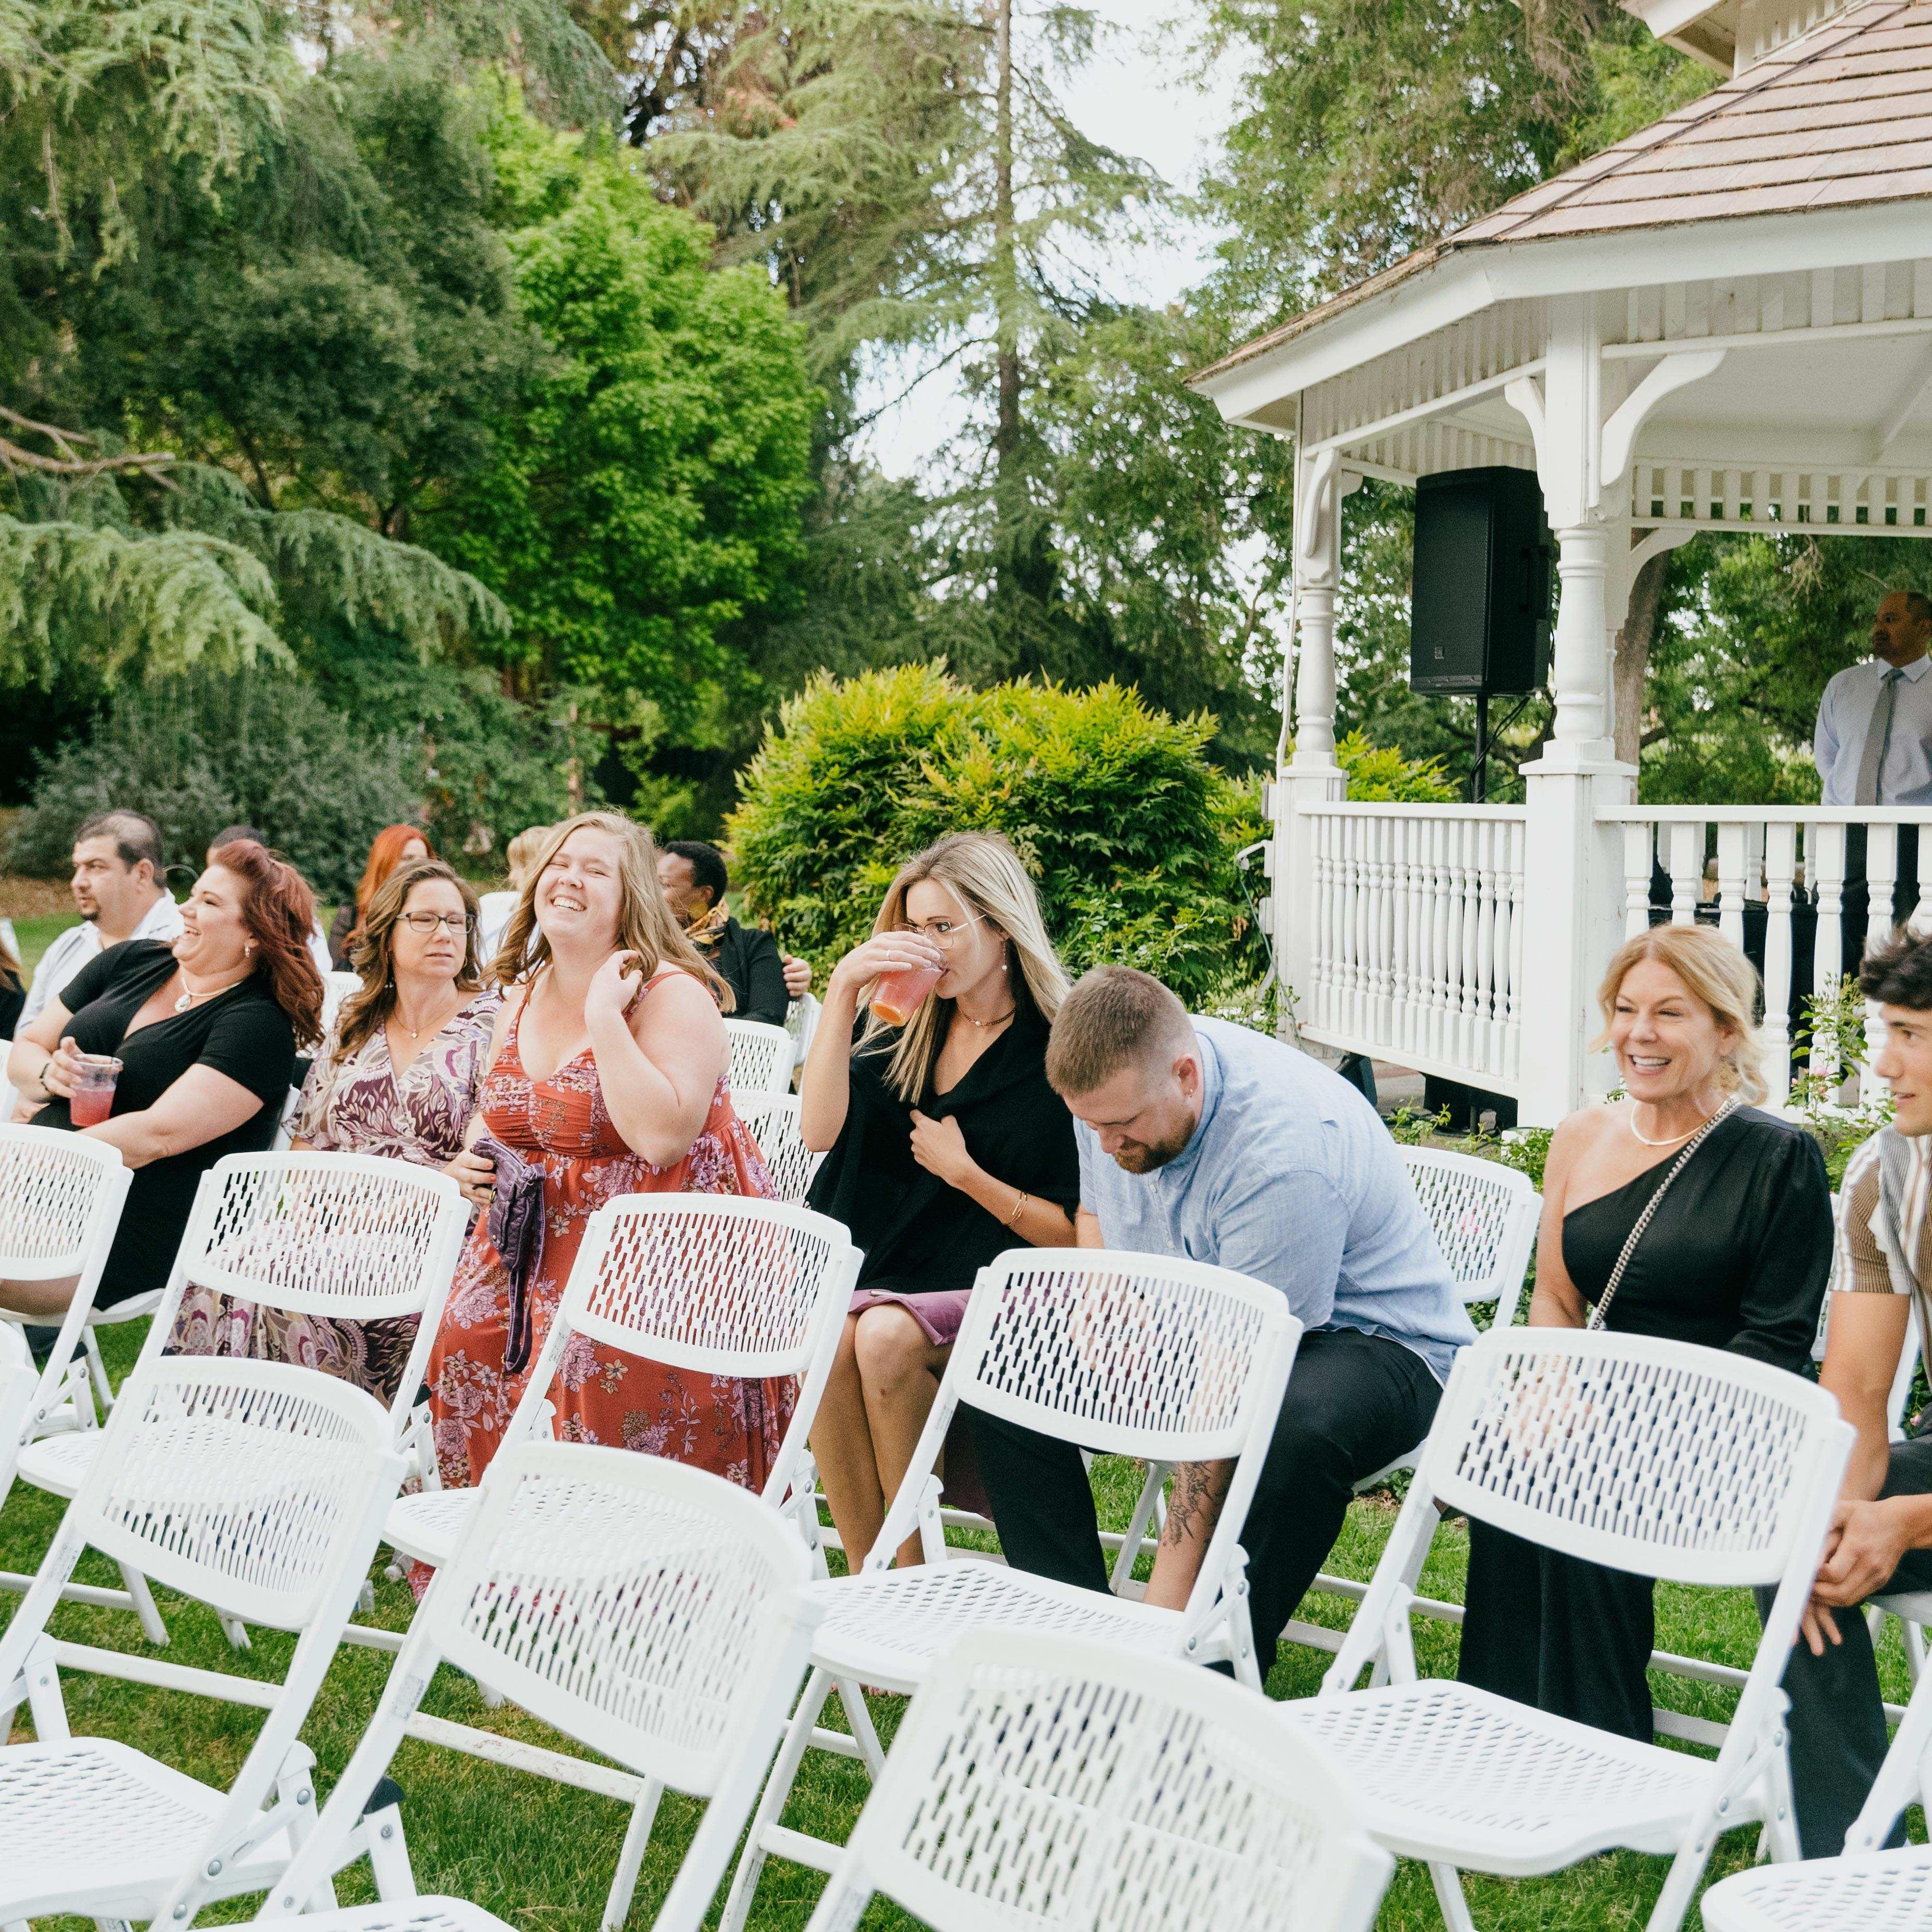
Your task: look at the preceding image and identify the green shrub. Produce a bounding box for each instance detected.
[727,666,1266,1003]
[8,670,423,901]
[1336,730,1458,803]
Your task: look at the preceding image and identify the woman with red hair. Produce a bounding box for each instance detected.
[329,823,433,969]
[3,840,325,1321]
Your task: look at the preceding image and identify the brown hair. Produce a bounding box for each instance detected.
[345,823,433,953]
[207,840,326,1049]
[336,859,482,1057]
[1592,924,1766,1106]
[488,811,730,1009]
[1044,965,1195,1098]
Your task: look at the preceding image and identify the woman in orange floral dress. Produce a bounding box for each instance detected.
[427,811,784,1492]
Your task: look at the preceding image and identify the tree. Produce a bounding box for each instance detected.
[418,93,821,780]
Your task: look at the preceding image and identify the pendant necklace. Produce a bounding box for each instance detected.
[174,969,249,1014]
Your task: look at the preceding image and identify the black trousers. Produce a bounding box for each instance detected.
[1769,1431,1932,1857]
[1458,1521,1656,1742]
[965,1326,1444,1676]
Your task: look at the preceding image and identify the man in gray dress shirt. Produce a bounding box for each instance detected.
[1815,590,1932,970]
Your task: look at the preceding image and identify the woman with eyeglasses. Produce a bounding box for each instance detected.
[800,832,1081,1571]
[168,858,499,1402]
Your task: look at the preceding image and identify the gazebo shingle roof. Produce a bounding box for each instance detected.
[1198,0,1932,380]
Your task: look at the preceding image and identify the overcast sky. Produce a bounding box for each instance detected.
[855,0,1245,478]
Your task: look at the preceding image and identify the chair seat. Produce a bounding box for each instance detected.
[384,1487,480,1567]
[806,1562,1197,1693]
[1700,1845,1932,1931]
[14,1426,102,1499]
[1872,1588,1932,1622]
[0,1738,283,1918]
[264,1903,511,1932]
[1279,1681,1712,1874]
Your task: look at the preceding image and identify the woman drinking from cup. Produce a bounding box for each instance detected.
[800,832,1080,1571]
[168,858,499,1401]
[1455,922,1833,1738]
[425,811,782,1493]
[3,841,324,1321]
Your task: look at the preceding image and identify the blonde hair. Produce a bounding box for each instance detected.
[862,832,1070,1103]
[504,824,554,895]
[1593,924,1766,1106]
[488,810,731,1010]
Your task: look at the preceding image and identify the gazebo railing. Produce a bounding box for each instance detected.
[1597,806,1932,1109]
[1300,802,1528,1094]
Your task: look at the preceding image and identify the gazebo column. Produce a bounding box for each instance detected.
[1505,298,1639,1122]
[1272,442,1347,1040]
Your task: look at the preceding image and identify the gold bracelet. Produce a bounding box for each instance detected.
[1007,1190,1029,1226]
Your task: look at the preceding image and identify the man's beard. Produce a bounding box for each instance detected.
[1110,1126,1193,1174]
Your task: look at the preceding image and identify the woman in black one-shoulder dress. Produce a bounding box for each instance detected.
[1456,925,1832,1739]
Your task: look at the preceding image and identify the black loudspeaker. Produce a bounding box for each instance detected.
[1409,466,1553,696]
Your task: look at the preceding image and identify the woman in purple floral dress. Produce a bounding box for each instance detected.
[169,859,498,1402]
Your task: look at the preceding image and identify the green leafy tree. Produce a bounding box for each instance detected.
[421,94,820,781]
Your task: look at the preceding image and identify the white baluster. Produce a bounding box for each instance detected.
[1391,816,1414,1059]
[1810,821,1847,1081]
[1443,820,1468,1071]
[1311,814,1333,1033]
[1459,821,1483,1072]
[1623,822,1654,939]
[1475,820,1499,1078]
[1429,817,1453,1067]
[1717,820,1748,951]
[1349,817,1369,1041]
[1762,822,1796,1109]
[1867,821,1899,960]
[1505,819,1526,1082]
[1370,817,1394,1047]
[1668,821,1702,926]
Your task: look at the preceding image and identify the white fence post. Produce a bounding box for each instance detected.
[1275,766,1345,1043]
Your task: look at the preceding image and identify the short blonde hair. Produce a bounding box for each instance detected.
[504,825,555,895]
[489,811,730,1010]
[1593,924,1766,1105]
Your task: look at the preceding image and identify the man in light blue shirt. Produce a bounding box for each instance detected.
[967,965,1473,1675]
[1814,590,1932,974]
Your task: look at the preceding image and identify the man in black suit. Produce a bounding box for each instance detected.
[656,840,809,1025]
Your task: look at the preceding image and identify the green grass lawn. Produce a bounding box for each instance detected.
[2,1317,1924,1932]
[9,911,78,978]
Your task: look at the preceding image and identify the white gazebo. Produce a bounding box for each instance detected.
[1194,0,1932,1123]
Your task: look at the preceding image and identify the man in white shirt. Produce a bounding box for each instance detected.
[1814,589,1932,973]
[18,810,183,1033]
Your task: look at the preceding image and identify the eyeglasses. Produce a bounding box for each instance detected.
[893,913,980,946]
[399,912,474,935]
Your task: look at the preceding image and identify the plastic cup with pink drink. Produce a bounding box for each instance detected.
[66,1053,123,1127]
[869,962,944,1027]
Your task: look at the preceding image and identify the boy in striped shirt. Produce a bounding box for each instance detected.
[1785,929,1932,1853]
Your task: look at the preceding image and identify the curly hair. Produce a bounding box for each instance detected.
[1861,928,1932,1010]
[208,840,326,1048]
[337,859,482,1057]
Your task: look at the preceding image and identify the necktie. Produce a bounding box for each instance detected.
[1856,667,1903,806]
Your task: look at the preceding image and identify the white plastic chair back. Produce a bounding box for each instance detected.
[786,990,821,1064]
[1397,1145,1538,1324]
[726,1018,795,1096]
[257,1443,824,1929]
[134,1152,468,1443]
[321,970,360,1038]
[1421,1327,1850,1592]
[736,1096,823,1206]
[0,1323,36,1484]
[504,1193,860,1507]
[1888,1314,1923,1439]
[809,1631,1393,1932]
[0,1124,132,1433]
[957,1247,1293,1465]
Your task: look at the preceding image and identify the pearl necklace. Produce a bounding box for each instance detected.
[1629,1095,1734,1148]
[173,968,250,1014]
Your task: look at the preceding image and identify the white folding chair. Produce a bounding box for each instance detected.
[1278,1325,1854,1932]
[0,1354,406,1928]
[719,1245,1301,1932]
[0,1322,36,1493]
[726,1016,795,1096]
[252,1441,825,1932]
[1701,1844,1932,1930]
[1398,1145,1539,1328]
[10,1151,467,1647]
[786,989,821,1065]
[804,1629,1393,1932]
[0,1124,132,1455]
[384,1192,858,1570]
[735,1095,824,1206]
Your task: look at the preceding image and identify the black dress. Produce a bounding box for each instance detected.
[32,940,297,1307]
[1456,1105,1833,1739]
[808,1005,1081,1328]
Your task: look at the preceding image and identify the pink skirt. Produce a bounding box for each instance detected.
[846,1285,985,1515]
